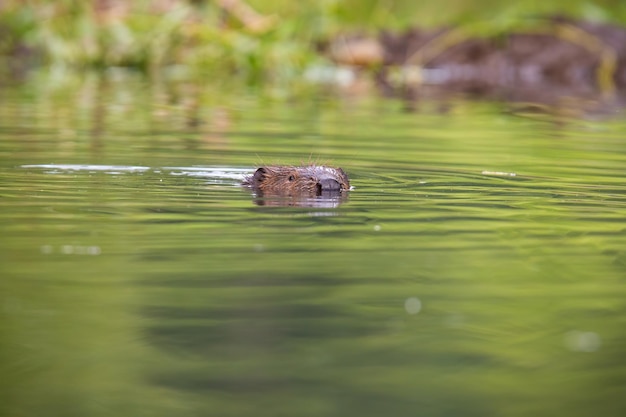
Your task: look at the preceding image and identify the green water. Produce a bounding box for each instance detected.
[2,73,626,417]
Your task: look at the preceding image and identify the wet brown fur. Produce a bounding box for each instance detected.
[243,165,350,198]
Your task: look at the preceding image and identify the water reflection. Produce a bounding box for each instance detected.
[251,195,347,208]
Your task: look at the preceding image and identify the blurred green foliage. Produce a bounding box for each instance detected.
[0,0,625,83]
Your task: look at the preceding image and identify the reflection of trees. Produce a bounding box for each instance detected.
[141,270,487,417]
[0,73,236,162]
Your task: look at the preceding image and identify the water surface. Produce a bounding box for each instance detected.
[2,74,626,417]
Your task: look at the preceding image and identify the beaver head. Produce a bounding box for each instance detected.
[243,165,350,198]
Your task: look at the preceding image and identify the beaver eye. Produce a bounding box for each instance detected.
[288,175,295,181]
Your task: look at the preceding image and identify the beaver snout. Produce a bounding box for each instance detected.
[318,178,342,192]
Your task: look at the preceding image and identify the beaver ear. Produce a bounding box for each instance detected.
[252,167,268,185]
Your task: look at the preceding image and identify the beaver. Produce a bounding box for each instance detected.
[243,165,350,198]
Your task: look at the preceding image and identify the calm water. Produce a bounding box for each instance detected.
[2,73,626,417]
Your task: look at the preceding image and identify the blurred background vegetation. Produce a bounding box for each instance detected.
[1,0,626,84]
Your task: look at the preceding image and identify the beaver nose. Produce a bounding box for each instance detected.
[319,178,342,191]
